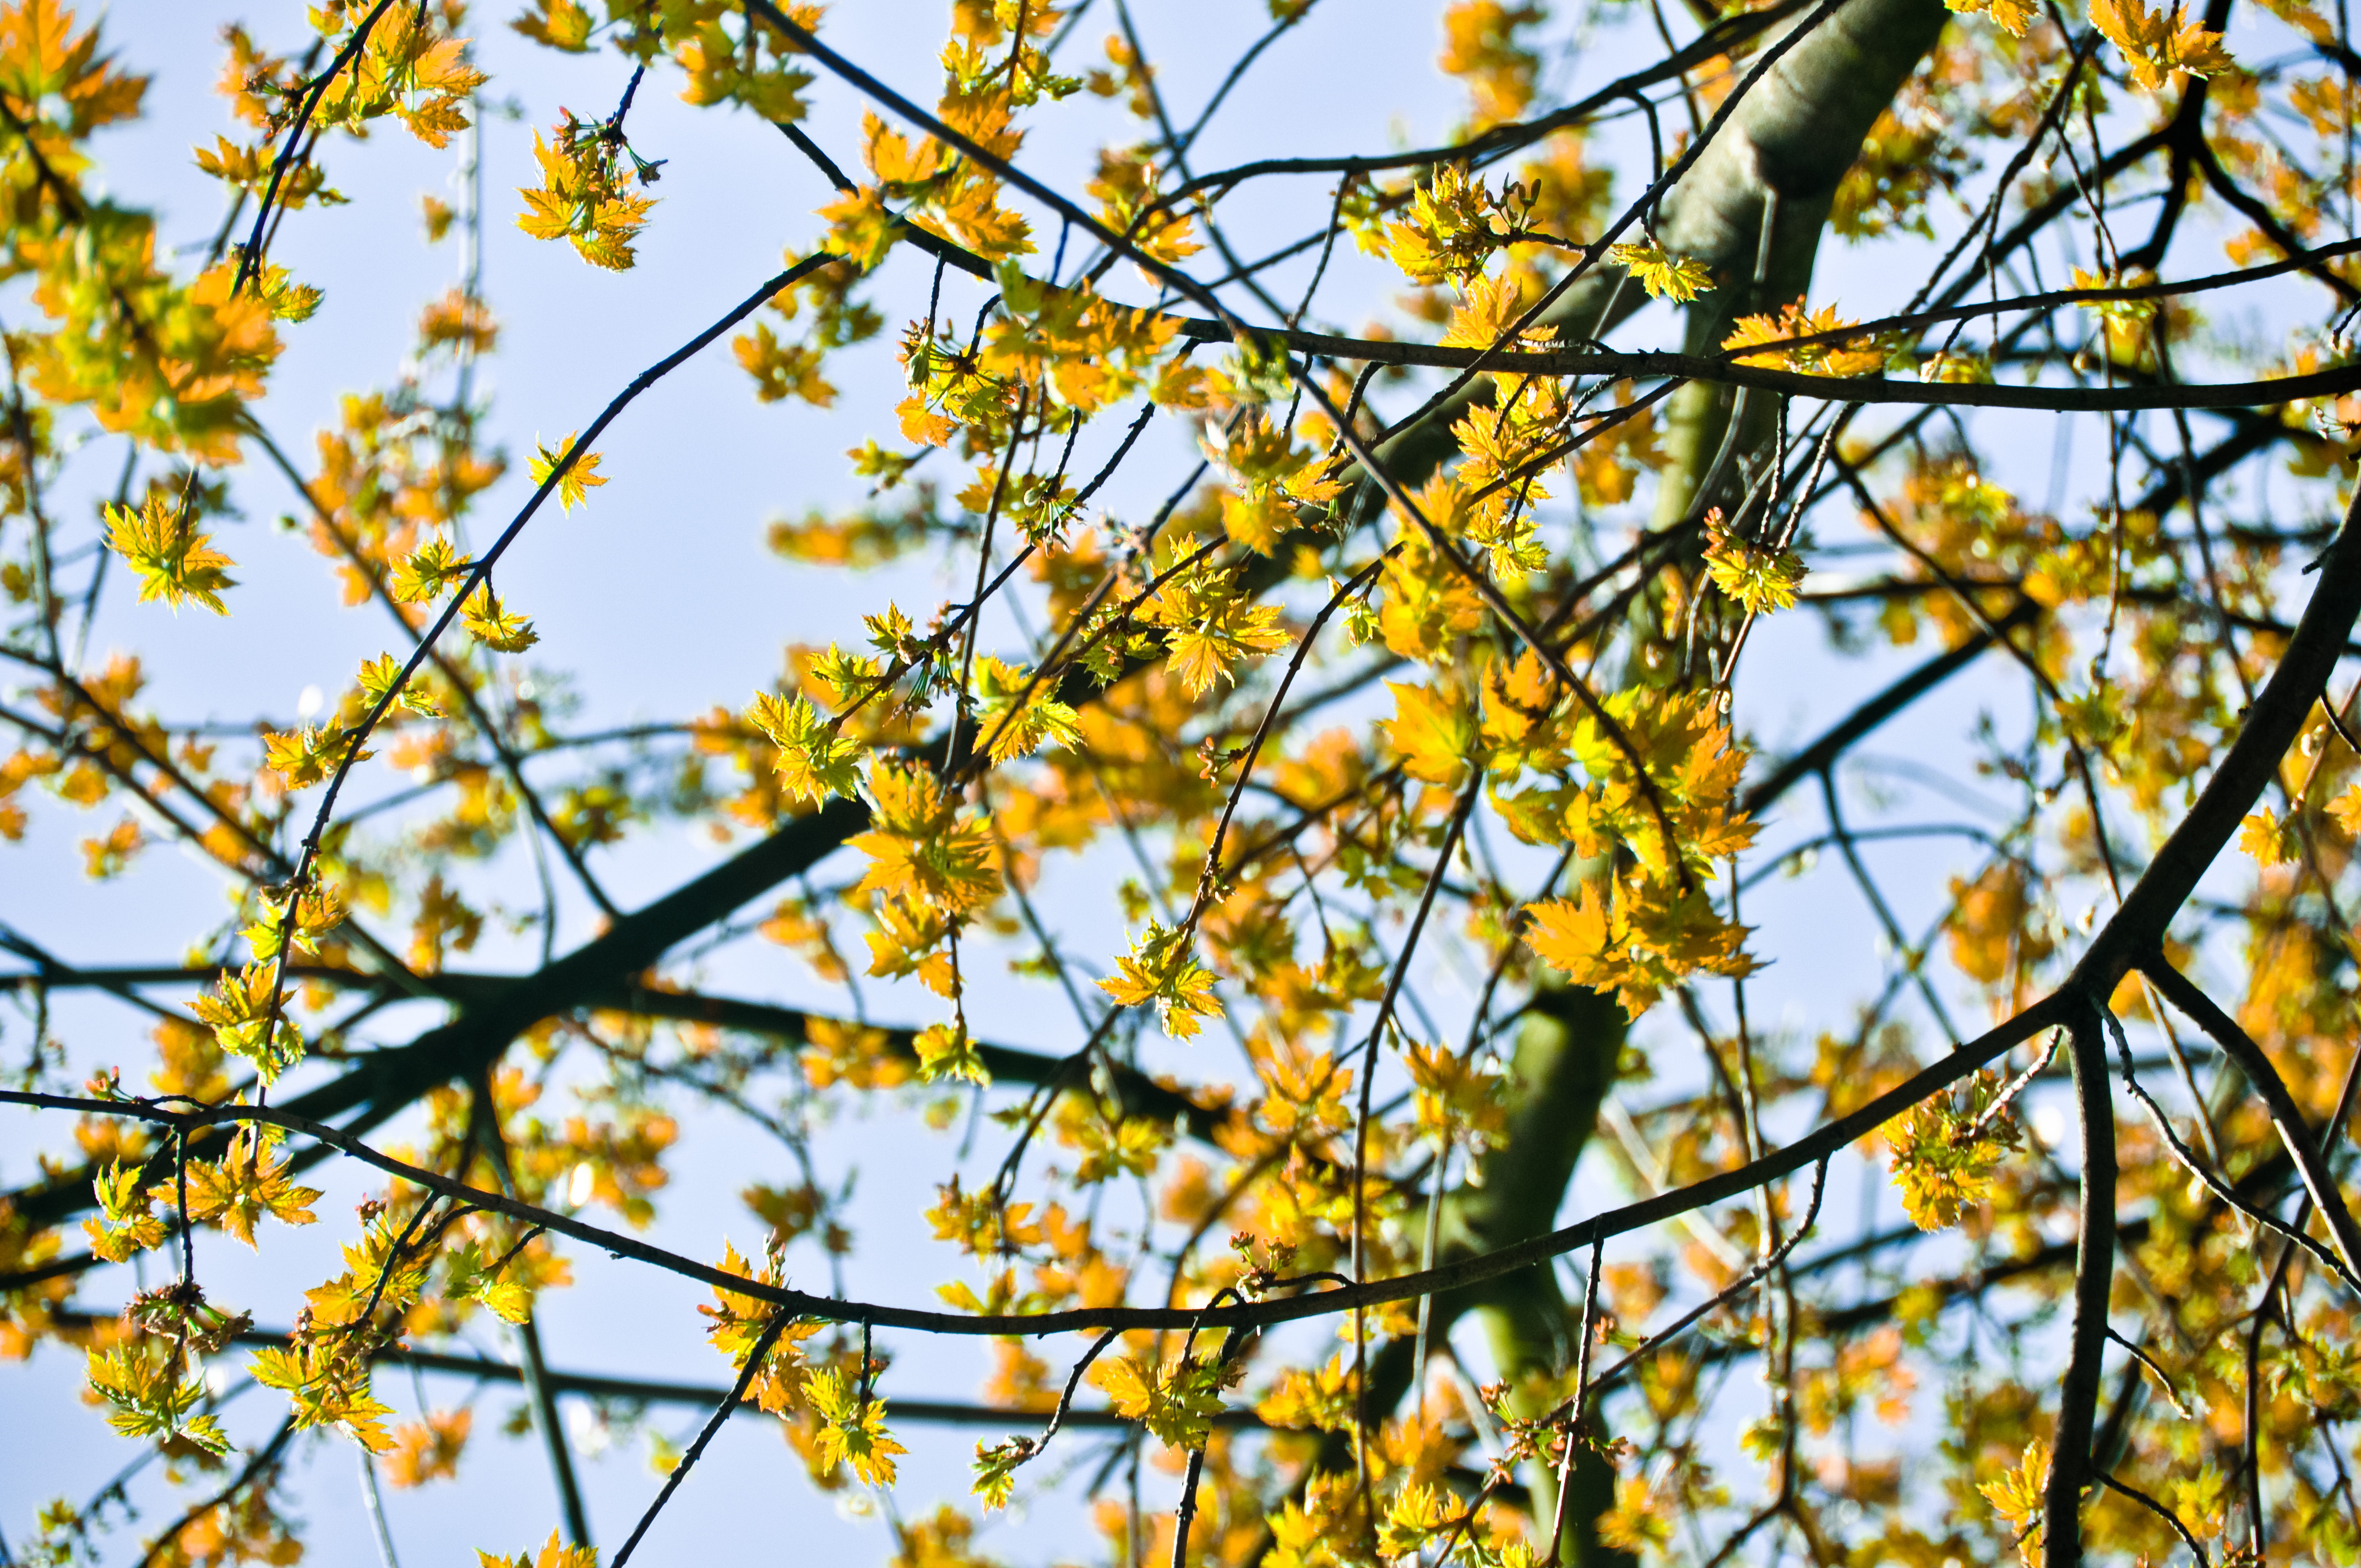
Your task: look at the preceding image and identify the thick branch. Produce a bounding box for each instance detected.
[6,798,869,1233]
[2043,1005,2119,1567]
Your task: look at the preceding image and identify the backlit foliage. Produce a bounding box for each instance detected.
[2,0,2361,1566]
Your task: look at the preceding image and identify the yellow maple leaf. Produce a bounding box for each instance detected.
[1523,885,1622,988]
[804,1365,909,1485]
[509,0,592,51]
[516,121,655,270]
[913,1020,991,1086]
[105,494,237,614]
[263,725,372,791]
[937,178,1035,261]
[2326,783,2361,839]
[861,110,943,188]
[1147,563,1293,695]
[1881,1070,2023,1230]
[250,1338,396,1451]
[79,815,143,879]
[1384,681,1480,786]
[461,585,539,654]
[1089,1352,1232,1450]
[1703,514,1807,615]
[527,431,606,513]
[1087,146,1200,268]
[1606,238,1715,302]
[186,1134,322,1248]
[386,1408,471,1487]
[357,652,441,717]
[821,184,901,273]
[1945,0,2039,34]
[2239,808,2297,866]
[389,536,471,603]
[1099,921,1223,1039]
[1977,1440,2050,1565]
[84,1161,166,1263]
[1722,296,1884,377]
[2089,0,2234,90]
[476,1529,598,1568]
[847,763,1001,914]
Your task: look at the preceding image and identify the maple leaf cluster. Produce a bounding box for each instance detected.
[516,111,659,271]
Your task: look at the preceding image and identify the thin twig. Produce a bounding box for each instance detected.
[610,1309,797,1566]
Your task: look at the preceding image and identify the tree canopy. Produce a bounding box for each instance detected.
[4,0,2361,1565]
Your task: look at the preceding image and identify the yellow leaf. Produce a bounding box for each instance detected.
[1945,0,2039,33]
[2239,808,2297,866]
[1606,238,1715,302]
[1524,886,1618,983]
[84,1160,166,1262]
[387,1409,471,1487]
[1086,1351,1232,1450]
[804,1366,909,1485]
[913,1020,991,1086]
[1384,681,1479,786]
[820,184,901,272]
[1146,563,1291,695]
[509,0,593,50]
[1881,1070,2023,1230]
[461,585,539,653]
[528,431,607,513]
[2089,0,2234,89]
[1977,1440,2050,1565]
[748,690,862,803]
[263,725,371,791]
[105,494,236,614]
[186,1134,320,1248]
[390,536,471,603]
[861,109,943,188]
[1721,296,1884,377]
[1703,514,1806,615]
[79,815,143,879]
[1098,921,1223,1039]
[477,1529,598,1568]
[357,652,440,717]
[516,121,655,269]
[2327,784,2361,839]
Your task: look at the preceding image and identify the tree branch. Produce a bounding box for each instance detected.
[2140,956,2361,1284]
[2043,1003,2119,1567]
